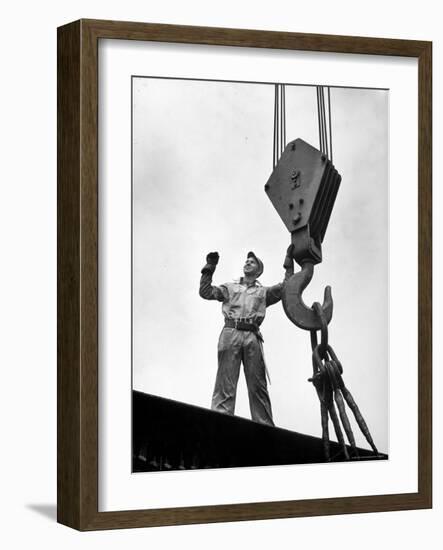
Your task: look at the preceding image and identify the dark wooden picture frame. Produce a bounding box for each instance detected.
[57,19,432,530]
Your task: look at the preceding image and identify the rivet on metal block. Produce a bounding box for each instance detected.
[291,170,299,182]
[292,213,302,225]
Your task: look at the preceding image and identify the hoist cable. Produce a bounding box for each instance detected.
[273,84,287,168]
[277,85,280,162]
[317,87,323,154]
[320,87,324,153]
[278,85,283,158]
[273,85,277,168]
[272,83,334,168]
[274,84,280,169]
[317,85,333,161]
[282,85,286,156]
[328,87,333,164]
[321,87,326,155]
[326,89,329,158]
[321,87,328,158]
[279,86,282,158]
[276,85,280,161]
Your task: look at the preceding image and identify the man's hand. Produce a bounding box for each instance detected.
[206,252,220,266]
[201,251,220,275]
[283,244,294,270]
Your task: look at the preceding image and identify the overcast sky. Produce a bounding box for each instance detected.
[132,76,389,453]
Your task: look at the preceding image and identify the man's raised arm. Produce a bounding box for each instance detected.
[199,252,228,302]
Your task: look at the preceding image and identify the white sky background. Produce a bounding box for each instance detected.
[132,77,388,453]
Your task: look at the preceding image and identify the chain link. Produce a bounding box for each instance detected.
[307,302,379,460]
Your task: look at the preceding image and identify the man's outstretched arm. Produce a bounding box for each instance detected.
[265,245,295,307]
[199,252,228,302]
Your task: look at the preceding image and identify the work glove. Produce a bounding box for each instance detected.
[201,251,220,275]
[206,252,220,265]
[283,244,294,270]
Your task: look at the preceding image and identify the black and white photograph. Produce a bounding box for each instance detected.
[131,76,389,472]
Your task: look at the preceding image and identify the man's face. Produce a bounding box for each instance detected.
[243,257,259,278]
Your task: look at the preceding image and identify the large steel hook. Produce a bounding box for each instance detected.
[282,262,333,331]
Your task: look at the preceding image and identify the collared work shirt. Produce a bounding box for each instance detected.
[199,273,284,325]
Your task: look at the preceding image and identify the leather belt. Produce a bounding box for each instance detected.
[224,319,259,332]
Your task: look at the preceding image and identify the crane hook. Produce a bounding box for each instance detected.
[282,262,333,331]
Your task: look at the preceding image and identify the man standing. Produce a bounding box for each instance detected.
[199,249,293,426]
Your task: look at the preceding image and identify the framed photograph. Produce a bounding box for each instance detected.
[57,19,432,530]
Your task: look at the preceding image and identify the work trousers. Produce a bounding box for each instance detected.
[211,327,274,426]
